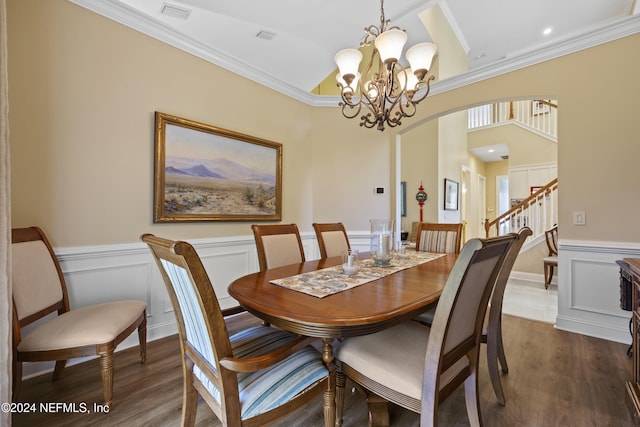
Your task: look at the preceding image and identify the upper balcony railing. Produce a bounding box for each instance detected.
[468,100,558,140]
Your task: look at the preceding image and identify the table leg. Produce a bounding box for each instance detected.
[323,371,336,427]
[320,339,337,427]
[322,338,334,365]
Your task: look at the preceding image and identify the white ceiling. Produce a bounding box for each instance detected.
[71,0,638,101]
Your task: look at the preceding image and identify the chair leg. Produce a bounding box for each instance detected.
[365,392,390,427]
[12,359,22,401]
[464,372,483,427]
[336,371,346,427]
[487,329,506,406]
[52,360,67,381]
[544,263,555,289]
[99,352,114,408]
[181,359,198,427]
[495,318,508,374]
[138,314,147,364]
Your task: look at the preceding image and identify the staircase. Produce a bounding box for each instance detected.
[484,178,558,240]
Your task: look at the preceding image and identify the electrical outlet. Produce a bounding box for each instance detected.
[573,211,586,225]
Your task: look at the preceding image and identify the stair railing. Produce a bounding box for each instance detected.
[484,178,558,239]
[468,100,558,140]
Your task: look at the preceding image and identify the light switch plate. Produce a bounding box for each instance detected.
[573,211,586,225]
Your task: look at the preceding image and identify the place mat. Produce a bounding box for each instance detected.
[269,251,446,298]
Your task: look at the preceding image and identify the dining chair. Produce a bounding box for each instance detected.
[543,225,558,289]
[334,234,517,427]
[312,222,350,259]
[11,226,147,407]
[413,227,532,406]
[415,222,464,254]
[251,223,305,271]
[141,234,335,427]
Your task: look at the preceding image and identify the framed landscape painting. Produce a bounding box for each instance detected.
[153,112,282,222]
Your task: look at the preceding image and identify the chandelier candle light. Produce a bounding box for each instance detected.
[334,0,437,131]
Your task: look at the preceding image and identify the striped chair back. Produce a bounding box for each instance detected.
[141,233,331,426]
[415,222,463,254]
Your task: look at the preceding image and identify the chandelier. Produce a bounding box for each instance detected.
[334,0,437,131]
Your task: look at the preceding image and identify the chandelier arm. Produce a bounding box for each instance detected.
[408,75,435,105]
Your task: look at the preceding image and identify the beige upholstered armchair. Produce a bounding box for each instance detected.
[11,226,147,407]
[334,234,516,426]
[141,233,334,427]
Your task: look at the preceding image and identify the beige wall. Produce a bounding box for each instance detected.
[7,0,640,248]
[8,0,320,246]
[400,120,439,231]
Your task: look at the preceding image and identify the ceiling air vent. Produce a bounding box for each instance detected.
[501,155,509,160]
[160,3,191,20]
[256,30,276,40]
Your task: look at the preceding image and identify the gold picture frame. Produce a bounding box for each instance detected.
[153,112,282,222]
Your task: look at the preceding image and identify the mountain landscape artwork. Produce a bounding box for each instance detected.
[154,113,282,222]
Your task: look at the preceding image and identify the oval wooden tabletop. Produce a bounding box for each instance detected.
[228,253,457,338]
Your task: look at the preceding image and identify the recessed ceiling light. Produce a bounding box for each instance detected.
[488,149,495,153]
[543,27,553,36]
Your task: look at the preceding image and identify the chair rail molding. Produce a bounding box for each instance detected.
[21,230,371,379]
[24,232,635,379]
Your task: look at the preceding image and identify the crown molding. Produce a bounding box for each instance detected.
[69,0,640,108]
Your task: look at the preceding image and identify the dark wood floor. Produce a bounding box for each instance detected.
[12,313,635,426]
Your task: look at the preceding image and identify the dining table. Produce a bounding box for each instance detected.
[228,250,457,426]
[228,251,457,363]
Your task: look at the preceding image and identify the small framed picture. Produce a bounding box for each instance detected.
[444,178,459,211]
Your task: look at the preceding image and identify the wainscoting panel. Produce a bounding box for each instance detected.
[20,231,371,379]
[556,240,640,344]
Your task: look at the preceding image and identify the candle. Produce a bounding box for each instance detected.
[379,234,390,257]
[347,254,355,267]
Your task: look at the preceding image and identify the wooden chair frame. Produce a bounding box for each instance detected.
[141,233,334,427]
[335,234,517,427]
[482,227,532,405]
[415,227,532,406]
[12,226,147,407]
[312,222,350,259]
[251,224,305,271]
[543,225,558,289]
[415,222,464,254]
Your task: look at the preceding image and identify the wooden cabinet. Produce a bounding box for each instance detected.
[623,258,640,422]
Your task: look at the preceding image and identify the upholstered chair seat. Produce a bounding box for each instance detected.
[18,301,145,352]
